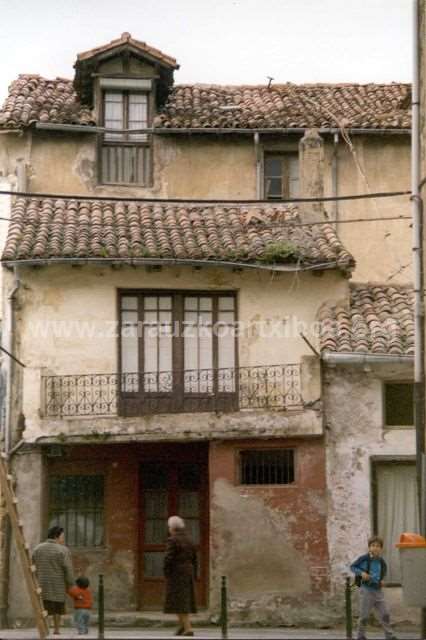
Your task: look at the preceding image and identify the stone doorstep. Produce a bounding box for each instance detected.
[61,611,214,628]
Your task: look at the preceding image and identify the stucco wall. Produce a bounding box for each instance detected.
[4,264,346,442]
[0,131,411,285]
[324,363,418,624]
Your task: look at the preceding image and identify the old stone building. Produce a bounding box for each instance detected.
[0,33,416,625]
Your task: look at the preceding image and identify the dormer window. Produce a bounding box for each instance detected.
[73,33,179,187]
[100,80,152,185]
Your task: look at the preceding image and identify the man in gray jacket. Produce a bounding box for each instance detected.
[33,526,74,635]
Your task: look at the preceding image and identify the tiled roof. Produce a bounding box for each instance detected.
[76,32,178,69]
[154,83,411,130]
[0,77,411,130]
[2,197,354,270]
[319,284,414,355]
[0,75,95,128]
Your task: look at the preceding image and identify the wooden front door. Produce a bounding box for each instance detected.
[139,452,208,609]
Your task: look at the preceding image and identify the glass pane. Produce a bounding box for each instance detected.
[218,333,235,373]
[184,334,198,371]
[264,157,281,177]
[219,297,235,310]
[178,491,200,517]
[159,296,172,309]
[142,465,167,489]
[121,307,139,392]
[199,332,213,371]
[185,297,198,310]
[145,490,168,517]
[184,519,200,545]
[218,311,235,324]
[121,296,138,310]
[144,552,165,577]
[199,298,212,311]
[266,177,282,197]
[129,93,148,142]
[178,465,201,490]
[104,92,124,141]
[145,519,168,544]
[144,297,158,310]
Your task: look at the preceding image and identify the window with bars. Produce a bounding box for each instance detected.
[264,153,299,199]
[384,382,414,427]
[101,90,151,185]
[48,475,104,547]
[240,449,295,485]
[119,291,237,414]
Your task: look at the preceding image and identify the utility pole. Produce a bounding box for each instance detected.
[412,1,426,638]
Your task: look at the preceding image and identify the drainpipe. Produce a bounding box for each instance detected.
[254,132,262,198]
[331,132,339,227]
[322,352,414,366]
[412,0,425,528]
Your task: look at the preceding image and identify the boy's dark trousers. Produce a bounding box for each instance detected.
[357,586,394,640]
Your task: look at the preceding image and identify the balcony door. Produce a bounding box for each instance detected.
[139,454,208,609]
[119,291,237,415]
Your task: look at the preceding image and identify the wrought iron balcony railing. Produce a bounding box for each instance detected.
[42,364,303,418]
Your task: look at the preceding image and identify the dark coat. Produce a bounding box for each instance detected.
[163,531,197,614]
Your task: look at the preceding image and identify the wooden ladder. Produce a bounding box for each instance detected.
[0,454,49,639]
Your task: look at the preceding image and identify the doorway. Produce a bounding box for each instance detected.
[139,445,208,609]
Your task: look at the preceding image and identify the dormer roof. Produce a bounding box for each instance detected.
[73,33,179,106]
[75,32,179,69]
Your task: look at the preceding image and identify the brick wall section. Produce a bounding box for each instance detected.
[209,437,330,613]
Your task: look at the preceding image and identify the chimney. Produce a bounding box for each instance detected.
[298,128,325,223]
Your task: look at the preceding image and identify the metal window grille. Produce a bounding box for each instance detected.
[240,449,295,485]
[48,475,104,547]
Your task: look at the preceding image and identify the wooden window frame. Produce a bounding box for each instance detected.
[118,290,238,416]
[99,89,152,186]
[263,151,299,200]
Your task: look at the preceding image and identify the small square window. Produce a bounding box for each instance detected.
[240,449,295,485]
[264,153,299,200]
[384,383,414,427]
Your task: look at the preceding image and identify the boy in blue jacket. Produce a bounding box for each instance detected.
[350,536,398,640]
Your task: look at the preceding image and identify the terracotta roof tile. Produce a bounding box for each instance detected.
[76,32,178,69]
[319,284,414,356]
[155,83,411,130]
[2,197,354,271]
[0,77,411,130]
[0,75,95,129]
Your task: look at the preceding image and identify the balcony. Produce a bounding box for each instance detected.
[42,365,303,418]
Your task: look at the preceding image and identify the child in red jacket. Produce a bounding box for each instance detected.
[68,577,93,635]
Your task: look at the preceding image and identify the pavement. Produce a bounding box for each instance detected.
[0,628,421,640]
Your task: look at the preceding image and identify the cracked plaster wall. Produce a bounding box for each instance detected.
[323,363,418,624]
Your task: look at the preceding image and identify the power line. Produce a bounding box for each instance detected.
[0,188,411,205]
[0,214,411,230]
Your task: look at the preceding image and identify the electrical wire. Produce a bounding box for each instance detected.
[0,215,411,230]
[0,187,411,205]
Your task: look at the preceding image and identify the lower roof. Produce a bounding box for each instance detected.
[319,283,414,356]
[2,197,354,271]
